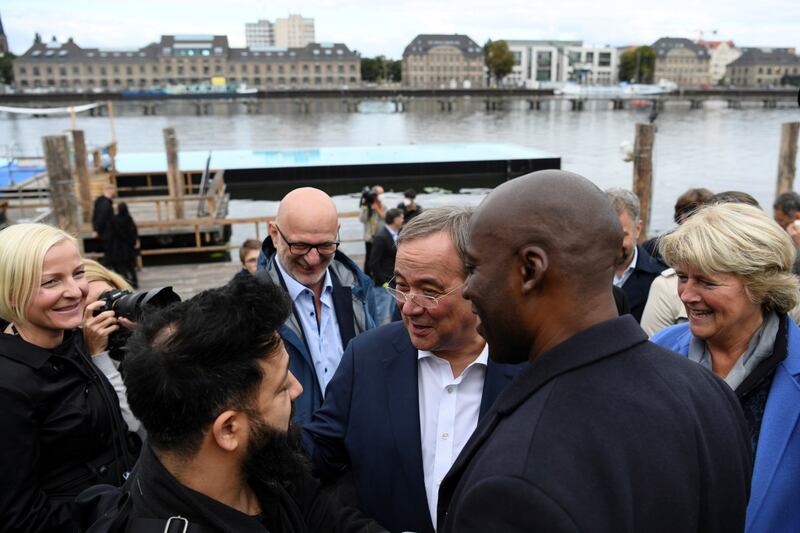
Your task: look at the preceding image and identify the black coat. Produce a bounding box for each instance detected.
[92,197,114,242]
[437,316,753,533]
[0,331,135,532]
[107,214,138,267]
[76,444,387,533]
[619,245,666,322]
[367,227,396,286]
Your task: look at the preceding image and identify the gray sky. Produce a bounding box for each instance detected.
[2,0,798,58]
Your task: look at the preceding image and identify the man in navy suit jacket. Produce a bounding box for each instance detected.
[304,207,521,533]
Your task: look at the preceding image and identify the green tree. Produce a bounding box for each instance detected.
[484,40,515,86]
[387,60,401,82]
[618,46,656,84]
[0,53,16,85]
[361,56,401,83]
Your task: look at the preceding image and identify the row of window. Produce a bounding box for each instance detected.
[730,66,800,75]
[405,66,483,73]
[17,63,358,77]
[18,76,359,88]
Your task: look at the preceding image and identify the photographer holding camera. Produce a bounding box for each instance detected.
[0,224,137,532]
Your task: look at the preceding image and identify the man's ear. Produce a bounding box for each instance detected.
[268,221,278,239]
[211,410,245,452]
[519,245,548,294]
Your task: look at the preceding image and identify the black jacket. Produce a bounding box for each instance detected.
[107,214,138,267]
[367,227,396,286]
[437,316,752,533]
[76,444,387,533]
[0,331,135,532]
[619,244,666,322]
[92,197,114,242]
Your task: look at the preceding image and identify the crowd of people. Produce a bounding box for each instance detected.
[1,172,799,532]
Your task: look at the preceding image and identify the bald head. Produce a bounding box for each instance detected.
[276,187,338,231]
[462,170,623,361]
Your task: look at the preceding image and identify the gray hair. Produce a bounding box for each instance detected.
[606,188,641,221]
[397,206,474,273]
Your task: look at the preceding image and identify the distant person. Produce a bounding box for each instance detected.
[773,191,800,275]
[0,223,137,531]
[359,185,386,277]
[77,274,386,532]
[92,183,116,264]
[710,190,761,207]
[107,202,139,289]
[305,207,521,533]
[238,238,261,275]
[606,187,666,322]
[398,188,423,222]
[368,208,403,287]
[652,202,800,533]
[257,187,381,426]
[642,187,713,261]
[437,170,752,533]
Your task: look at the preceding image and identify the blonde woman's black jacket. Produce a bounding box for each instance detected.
[0,330,136,532]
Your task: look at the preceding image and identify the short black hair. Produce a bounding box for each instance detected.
[385,208,403,225]
[123,274,291,455]
[774,191,800,216]
[404,188,417,199]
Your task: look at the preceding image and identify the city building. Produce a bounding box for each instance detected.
[652,37,711,87]
[504,40,617,87]
[245,19,275,47]
[726,48,800,87]
[402,34,485,89]
[696,40,741,84]
[275,15,315,48]
[12,35,360,91]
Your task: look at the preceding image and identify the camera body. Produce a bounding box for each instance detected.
[93,286,180,360]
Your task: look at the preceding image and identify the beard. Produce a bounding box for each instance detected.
[243,416,309,485]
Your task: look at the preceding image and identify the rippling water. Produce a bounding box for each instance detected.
[2,98,799,241]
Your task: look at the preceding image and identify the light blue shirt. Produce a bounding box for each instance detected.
[387,225,399,243]
[613,245,638,287]
[275,257,344,396]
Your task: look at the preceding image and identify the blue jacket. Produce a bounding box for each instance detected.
[257,237,381,426]
[303,321,523,533]
[652,317,800,533]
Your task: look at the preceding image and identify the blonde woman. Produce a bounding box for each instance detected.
[652,203,800,533]
[0,224,135,530]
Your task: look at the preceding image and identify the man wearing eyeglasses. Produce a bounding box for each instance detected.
[303,207,521,533]
[257,187,380,427]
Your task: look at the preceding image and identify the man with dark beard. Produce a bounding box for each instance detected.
[76,274,385,533]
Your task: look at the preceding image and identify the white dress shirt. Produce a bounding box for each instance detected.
[418,343,488,529]
[613,245,638,287]
[276,257,343,395]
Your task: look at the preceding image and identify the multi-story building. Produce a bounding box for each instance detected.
[696,40,741,84]
[652,37,711,87]
[726,48,800,87]
[245,19,275,47]
[402,34,485,89]
[503,40,617,87]
[275,15,315,48]
[12,35,361,91]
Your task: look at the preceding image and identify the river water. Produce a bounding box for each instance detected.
[2,98,799,256]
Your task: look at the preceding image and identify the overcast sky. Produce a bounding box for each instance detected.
[2,0,798,58]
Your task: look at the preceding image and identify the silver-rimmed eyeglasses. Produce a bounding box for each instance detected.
[384,281,465,309]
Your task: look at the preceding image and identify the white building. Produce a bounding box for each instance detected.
[245,20,275,47]
[275,15,315,48]
[697,40,742,84]
[504,40,618,87]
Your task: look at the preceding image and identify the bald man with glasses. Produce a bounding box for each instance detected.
[257,187,381,426]
[303,207,522,533]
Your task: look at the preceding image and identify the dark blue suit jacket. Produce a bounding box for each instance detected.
[620,244,666,322]
[303,321,522,533]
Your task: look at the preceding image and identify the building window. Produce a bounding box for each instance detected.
[338,65,344,73]
[315,65,321,73]
[20,67,27,75]
[72,66,79,75]
[586,52,594,63]
[598,53,611,67]
[59,67,66,76]
[568,51,581,65]
[535,51,552,81]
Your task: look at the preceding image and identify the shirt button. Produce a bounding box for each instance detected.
[442,432,449,440]
[447,386,453,393]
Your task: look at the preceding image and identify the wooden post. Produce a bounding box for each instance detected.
[42,135,80,238]
[107,100,117,144]
[92,149,103,172]
[632,123,655,242]
[776,122,800,196]
[163,128,184,219]
[71,130,92,223]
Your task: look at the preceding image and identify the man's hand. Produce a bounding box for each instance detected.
[83,301,119,356]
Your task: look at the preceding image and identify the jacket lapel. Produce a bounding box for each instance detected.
[479,361,517,417]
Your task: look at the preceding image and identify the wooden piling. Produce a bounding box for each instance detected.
[163,128,184,219]
[632,123,655,242]
[42,135,80,237]
[776,122,800,196]
[71,130,92,223]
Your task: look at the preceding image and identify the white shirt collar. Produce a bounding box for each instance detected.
[418,342,489,367]
[613,245,638,286]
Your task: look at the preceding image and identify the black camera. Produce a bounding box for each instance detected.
[93,287,181,360]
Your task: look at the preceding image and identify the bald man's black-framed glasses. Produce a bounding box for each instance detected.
[274,225,340,256]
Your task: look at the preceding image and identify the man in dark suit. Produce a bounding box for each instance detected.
[368,208,403,286]
[437,170,753,533]
[606,187,665,322]
[91,184,115,264]
[304,207,521,533]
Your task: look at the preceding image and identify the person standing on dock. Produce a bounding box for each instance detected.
[368,208,403,287]
[398,188,423,223]
[257,187,380,426]
[107,202,139,289]
[606,188,666,322]
[91,184,115,266]
[359,185,386,278]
